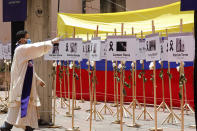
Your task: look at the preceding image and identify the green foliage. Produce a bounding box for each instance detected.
[159,70,163,79]
[124,81,129,87]
[123,88,127,96]
[167,71,172,79]
[178,73,187,100]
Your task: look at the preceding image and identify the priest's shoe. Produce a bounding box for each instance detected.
[0,121,13,131]
[25,126,34,131]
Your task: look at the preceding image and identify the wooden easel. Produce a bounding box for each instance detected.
[149,20,163,131]
[87,26,104,121]
[66,27,80,131]
[126,61,140,128]
[99,35,114,115]
[157,61,170,112]
[127,28,141,109]
[112,61,121,124]
[161,29,181,125]
[137,31,153,121]
[52,61,57,125]
[73,63,81,110]
[180,19,184,131]
[65,60,72,117]
[79,61,85,103]
[111,28,118,107]
[113,25,132,119]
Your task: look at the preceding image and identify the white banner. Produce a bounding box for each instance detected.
[145,34,161,61]
[167,32,195,62]
[3,43,11,60]
[89,37,101,61]
[160,37,168,61]
[82,41,91,59]
[44,41,63,60]
[106,36,137,61]
[62,38,83,61]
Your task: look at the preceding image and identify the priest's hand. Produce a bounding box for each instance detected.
[52,37,61,44]
[40,81,46,88]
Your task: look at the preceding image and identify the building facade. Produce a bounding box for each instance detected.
[0,0,179,43]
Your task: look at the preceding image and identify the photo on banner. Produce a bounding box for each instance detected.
[44,40,64,60]
[82,40,91,60]
[145,34,161,61]
[100,40,107,60]
[3,43,11,60]
[89,37,101,61]
[160,37,168,61]
[167,32,195,62]
[106,36,137,61]
[136,39,146,60]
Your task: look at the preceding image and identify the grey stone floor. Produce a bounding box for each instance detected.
[0,98,196,131]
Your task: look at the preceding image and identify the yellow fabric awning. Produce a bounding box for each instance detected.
[57,2,194,40]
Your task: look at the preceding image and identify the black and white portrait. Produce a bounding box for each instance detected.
[176,38,184,52]
[149,40,156,51]
[116,41,127,51]
[70,42,77,53]
[93,44,97,53]
[52,43,59,54]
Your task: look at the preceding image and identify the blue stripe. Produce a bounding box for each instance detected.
[57,60,193,71]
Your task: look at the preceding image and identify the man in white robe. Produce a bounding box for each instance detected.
[0,30,59,131]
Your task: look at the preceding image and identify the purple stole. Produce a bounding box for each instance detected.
[21,60,33,118]
[16,43,34,118]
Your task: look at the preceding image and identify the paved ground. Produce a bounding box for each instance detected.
[0,97,196,131]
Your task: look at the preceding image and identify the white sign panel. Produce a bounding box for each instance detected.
[100,40,107,59]
[106,36,137,61]
[0,43,3,59]
[44,40,63,60]
[63,38,83,61]
[82,41,91,60]
[167,32,195,62]
[136,39,146,60]
[145,34,161,61]
[160,37,168,61]
[89,37,101,61]
[3,43,11,60]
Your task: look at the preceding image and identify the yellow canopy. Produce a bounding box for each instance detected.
[57,2,194,40]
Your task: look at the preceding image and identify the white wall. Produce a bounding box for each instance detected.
[126,0,179,10]
[0,0,11,43]
[50,0,82,38]
[86,0,100,13]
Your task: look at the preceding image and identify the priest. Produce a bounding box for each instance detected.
[0,30,59,131]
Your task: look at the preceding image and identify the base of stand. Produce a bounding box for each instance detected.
[149,127,163,131]
[66,127,80,131]
[86,109,90,112]
[48,125,62,128]
[65,112,72,117]
[112,120,120,124]
[189,125,196,128]
[96,102,101,105]
[74,106,81,110]
[110,103,117,107]
[79,99,85,103]
[126,123,141,128]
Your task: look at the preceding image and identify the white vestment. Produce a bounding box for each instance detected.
[6,41,52,129]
